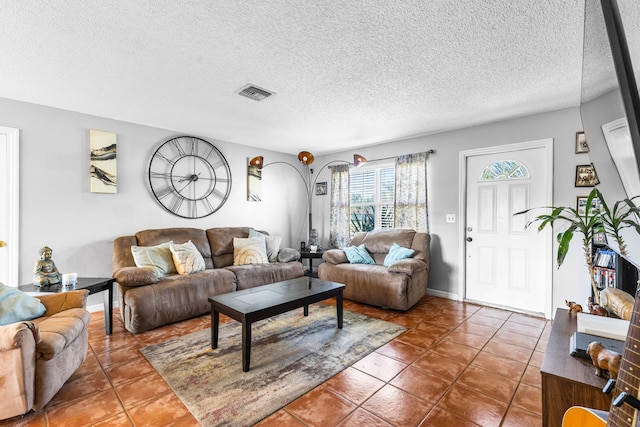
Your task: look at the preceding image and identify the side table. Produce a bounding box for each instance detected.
[299,250,325,277]
[19,277,116,335]
[540,307,611,426]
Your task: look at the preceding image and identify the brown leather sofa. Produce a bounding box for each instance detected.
[0,290,90,420]
[318,229,430,310]
[112,227,304,333]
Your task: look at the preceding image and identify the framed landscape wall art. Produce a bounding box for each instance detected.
[89,129,117,193]
[575,163,600,187]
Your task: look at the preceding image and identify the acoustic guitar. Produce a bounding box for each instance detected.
[562,289,640,427]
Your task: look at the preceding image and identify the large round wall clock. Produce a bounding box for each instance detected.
[148,136,232,218]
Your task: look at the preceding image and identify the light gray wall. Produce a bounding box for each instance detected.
[0,98,308,302]
[312,106,613,314]
[6,94,636,316]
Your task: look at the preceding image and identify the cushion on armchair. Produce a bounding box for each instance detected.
[0,284,46,326]
[387,258,426,275]
[383,243,415,266]
[323,249,349,264]
[35,290,88,316]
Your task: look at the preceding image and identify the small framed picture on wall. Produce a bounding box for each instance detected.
[315,182,327,196]
[575,131,589,153]
[575,163,600,187]
[576,196,602,216]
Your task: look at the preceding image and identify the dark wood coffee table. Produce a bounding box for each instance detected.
[209,276,345,372]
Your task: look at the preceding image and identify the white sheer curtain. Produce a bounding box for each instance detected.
[329,164,351,248]
[394,152,429,232]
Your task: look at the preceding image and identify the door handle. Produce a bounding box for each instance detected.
[466,237,473,242]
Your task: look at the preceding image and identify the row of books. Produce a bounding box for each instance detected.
[594,267,616,288]
[593,249,617,269]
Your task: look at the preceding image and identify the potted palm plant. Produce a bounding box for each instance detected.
[517,188,640,305]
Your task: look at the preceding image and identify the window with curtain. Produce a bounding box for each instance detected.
[349,163,395,234]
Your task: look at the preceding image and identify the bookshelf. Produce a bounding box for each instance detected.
[592,243,639,296]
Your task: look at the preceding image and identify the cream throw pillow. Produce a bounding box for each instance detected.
[131,241,177,278]
[233,236,269,265]
[248,229,282,262]
[170,241,206,275]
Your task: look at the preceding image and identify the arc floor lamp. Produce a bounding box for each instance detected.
[249,151,367,245]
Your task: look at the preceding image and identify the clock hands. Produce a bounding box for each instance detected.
[177,173,201,183]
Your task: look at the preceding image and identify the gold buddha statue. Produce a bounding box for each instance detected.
[33,246,62,286]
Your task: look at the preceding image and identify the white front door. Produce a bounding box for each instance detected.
[0,126,20,287]
[462,139,552,316]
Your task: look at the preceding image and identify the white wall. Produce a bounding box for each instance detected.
[5,94,637,316]
[0,97,308,299]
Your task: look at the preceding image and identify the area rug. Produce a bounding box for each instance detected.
[140,304,406,426]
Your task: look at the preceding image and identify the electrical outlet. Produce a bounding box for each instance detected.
[446,214,456,223]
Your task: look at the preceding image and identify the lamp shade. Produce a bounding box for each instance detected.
[353,154,367,167]
[298,151,315,165]
[249,156,264,169]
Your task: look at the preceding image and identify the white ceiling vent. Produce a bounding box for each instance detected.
[237,84,275,101]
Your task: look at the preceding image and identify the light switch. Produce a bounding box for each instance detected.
[446,214,456,223]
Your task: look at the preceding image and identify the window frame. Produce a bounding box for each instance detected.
[348,161,396,235]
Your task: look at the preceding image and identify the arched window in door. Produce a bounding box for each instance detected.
[480,160,530,181]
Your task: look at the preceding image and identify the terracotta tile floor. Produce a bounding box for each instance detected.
[1,296,549,426]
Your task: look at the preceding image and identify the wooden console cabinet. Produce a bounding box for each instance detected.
[540,308,611,427]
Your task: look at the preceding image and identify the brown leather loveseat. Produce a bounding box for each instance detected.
[112,227,304,333]
[318,229,430,310]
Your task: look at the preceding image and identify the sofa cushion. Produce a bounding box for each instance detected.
[362,229,416,254]
[226,262,305,290]
[136,228,213,269]
[383,243,415,267]
[233,237,269,265]
[343,244,375,264]
[249,229,282,262]
[0,284,46,326]
[206,227,252,268]
[170,241,206,275]
[131,241,177,277]
[278,247,301,263]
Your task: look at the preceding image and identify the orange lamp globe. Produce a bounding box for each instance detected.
[298,151,314,165]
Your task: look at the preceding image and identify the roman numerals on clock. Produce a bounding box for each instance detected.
[148,136,231,218]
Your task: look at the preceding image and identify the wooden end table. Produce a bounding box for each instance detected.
[19,277,116,335]
[209,276,345,372]
[299,249,325,277]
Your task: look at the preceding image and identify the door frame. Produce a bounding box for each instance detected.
[457,138,554,318]
[0,126,19,287]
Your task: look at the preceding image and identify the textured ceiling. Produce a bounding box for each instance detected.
[0,0,630,155]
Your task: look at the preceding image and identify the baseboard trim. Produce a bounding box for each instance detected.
[426,288,458,300]
[87,301,119,313]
